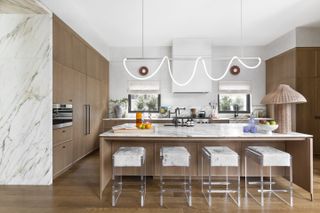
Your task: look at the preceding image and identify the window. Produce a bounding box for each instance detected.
[128,94,161,113]
[218,93,251,113]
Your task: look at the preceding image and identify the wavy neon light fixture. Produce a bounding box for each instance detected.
[123,56,261,87]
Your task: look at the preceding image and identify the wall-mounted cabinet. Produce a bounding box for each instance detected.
[53,15,109,178]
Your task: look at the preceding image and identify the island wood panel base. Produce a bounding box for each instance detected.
[99,137,313,201]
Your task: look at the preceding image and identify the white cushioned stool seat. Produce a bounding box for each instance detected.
[113,147,145,167]
[161,146,190,167]
[247,146,291,167]
[204,146,239,167]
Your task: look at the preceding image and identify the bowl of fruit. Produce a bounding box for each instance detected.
[137,122,153,130]
[257,120,278,134]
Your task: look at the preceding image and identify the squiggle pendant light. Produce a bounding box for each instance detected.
[123,0,262,86]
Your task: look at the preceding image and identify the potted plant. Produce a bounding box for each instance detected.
[110,98,128,118]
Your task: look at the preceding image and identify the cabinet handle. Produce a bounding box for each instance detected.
[62,146,66,149]
[315,116,320,119]
[62,130,66,133]
[69,99,72,102]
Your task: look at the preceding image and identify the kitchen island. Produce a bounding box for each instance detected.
[99,123,313,200]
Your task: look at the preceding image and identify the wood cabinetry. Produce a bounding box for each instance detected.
[73,71,87,160]
[266,47,320,154]
[53,141,74,178]
[53,15,109,178]
[53,126,73,146]
[53,62,74,104]
[53,126,73,177]
[72,36,87,74]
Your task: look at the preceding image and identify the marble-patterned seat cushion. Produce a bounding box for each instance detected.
[113,147,145,167]
[204,146,239,167]
[247,146,291,167]
[161,146,190,167]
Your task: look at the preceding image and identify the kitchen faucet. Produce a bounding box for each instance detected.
[173,107,186,126]
[234,104,239,118]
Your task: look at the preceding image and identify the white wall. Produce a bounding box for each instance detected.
[264,27,320,60]
[0,2,52,185]
[264,30,296,60]
[109,46,265,114]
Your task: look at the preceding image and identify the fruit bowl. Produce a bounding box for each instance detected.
[257,124,279,134]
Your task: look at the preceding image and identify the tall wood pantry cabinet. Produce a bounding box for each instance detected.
[266,47,320,154]
[52,15,109,178]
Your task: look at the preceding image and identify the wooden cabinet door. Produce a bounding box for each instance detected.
[314,77,320,154]
[296,48,317,78]
[296,77,316,135]
[53,141,73,178]
[85,76,101,152]
[53,16,72,67]
[72,36,87,74]
[53,144,64,177]
[86,48,100,80]
[317,50,320,77]
[53,62,62,103]
[314,119,320,155]
[100,58,109,119]
[73,71,87,160]
[53,62,74,104]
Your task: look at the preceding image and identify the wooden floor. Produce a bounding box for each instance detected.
[1,151,320,213]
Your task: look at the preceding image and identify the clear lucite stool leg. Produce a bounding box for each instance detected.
[140,156,146,207]
[245,154,247,198]
[237,156,241,206]
[260,160,264,206]
[188,156,192,207]
[289,157,293,207]
[160,155,163,207]
[112,157,116,207]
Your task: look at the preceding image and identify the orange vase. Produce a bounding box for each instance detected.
[136,112,142,127]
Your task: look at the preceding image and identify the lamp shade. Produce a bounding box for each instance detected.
[261,84,307,105]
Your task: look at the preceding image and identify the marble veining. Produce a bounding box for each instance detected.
[161,146,190,167]
[113,147,145,167]
[204,146,239,167]
[247,146,291,167]
[0,12,52,184]
[0,0,48,14]
[100,123,312,138]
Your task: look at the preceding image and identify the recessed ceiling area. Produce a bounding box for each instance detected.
[40,0,320,47]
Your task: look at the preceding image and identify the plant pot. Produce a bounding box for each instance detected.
[114,105,123,118]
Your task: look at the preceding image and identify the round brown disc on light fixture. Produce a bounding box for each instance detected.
[139,66,149,76]
[230,65,240,75]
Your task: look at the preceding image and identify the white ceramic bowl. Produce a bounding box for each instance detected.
[257,124,279,134]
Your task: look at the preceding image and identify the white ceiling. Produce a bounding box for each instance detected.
[40,0,320,48]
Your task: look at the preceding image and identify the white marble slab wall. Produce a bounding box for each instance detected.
[0,13,53,184]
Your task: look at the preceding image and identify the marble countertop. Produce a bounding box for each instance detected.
[100,123,312,139]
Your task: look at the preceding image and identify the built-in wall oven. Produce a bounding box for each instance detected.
[53,104,73,129]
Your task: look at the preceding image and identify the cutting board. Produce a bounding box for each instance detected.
[112,123,155,134]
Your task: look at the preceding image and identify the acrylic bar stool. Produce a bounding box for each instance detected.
[245,146,293,206]
[160,146,192,207]
[201,146,241,207]
[112,147,146,207]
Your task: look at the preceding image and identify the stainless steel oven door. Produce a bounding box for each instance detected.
[53,104,73,129]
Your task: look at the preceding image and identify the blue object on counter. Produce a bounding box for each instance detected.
[243,126,250,133]
[243,113,257,133]
[250,126,257,133]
